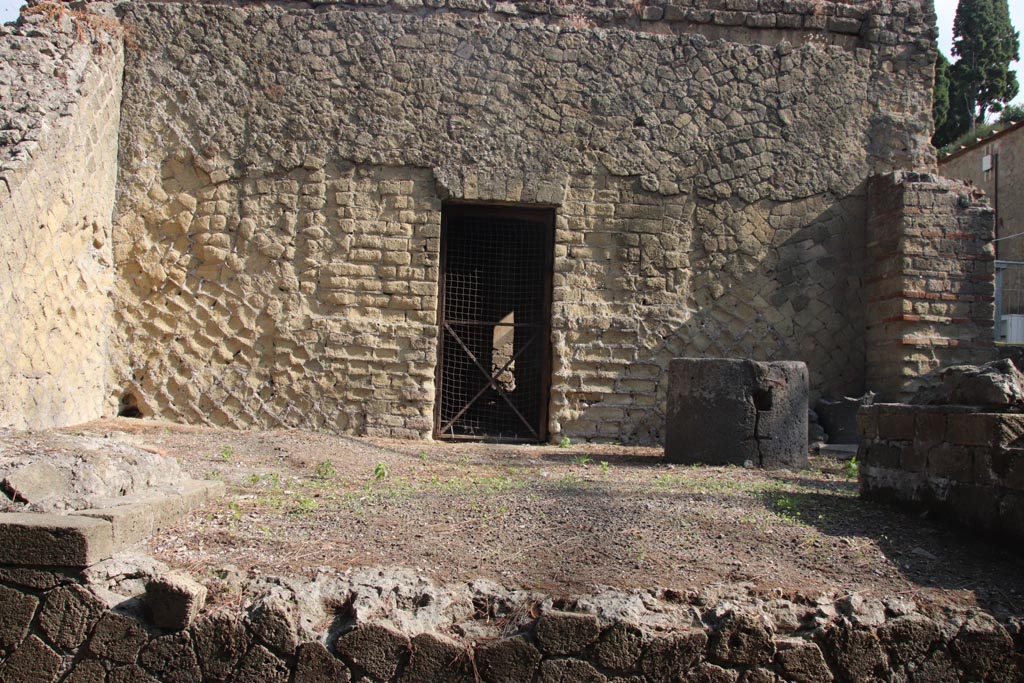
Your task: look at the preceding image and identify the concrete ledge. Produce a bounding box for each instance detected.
[0,514,113,568]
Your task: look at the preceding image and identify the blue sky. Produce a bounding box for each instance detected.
[0,0,1020,105]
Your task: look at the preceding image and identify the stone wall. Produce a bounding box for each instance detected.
[112,0,939,442]
[1,526,1021,683]
[864,172,995,403]
[0,6,123,430]
[858,404,1024,541]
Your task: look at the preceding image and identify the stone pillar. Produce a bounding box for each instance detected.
[665,358,808,469]
[864,172,996,402]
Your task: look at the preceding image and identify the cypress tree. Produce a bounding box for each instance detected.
[950,0,1020,128]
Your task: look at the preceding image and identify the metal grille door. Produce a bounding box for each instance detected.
[435,205,554,442]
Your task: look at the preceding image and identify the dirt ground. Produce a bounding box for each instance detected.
[48,418,1024,618]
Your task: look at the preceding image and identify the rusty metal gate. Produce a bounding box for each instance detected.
[435,204,554,442]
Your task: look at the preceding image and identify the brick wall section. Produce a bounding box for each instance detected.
[858,404,1024,541]
[113,0,937,442]
[0,10,123,429]
[864,172,996,402]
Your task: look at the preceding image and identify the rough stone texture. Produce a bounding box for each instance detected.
[62,659,106,683]
[247,592,301,655]
[0,513,113,567]
[0,634,63,683]
[665,358,808,468]
[334,622,411,681]
[911,359,1024,408]
[400,633,473,683]
[709,612,774,667]
[534,610,601,655]
[593,622,645,672]
[0,463,70,505]
[864,172,995,403]
[858,404,1024,541]
[0,564,1021,683]
[145,570,207,630]
[294,641,351,683]
[88,611,150,664]
[0,582,37,655]
[233,643,290,683]
[108,0,941,444]
[191,611,251,681]
[37,583,106,650]
[0,6,122,430]
[138,632,201,683]
[640,631,709,683]
[774,638,832,683]
[475,635,542,683]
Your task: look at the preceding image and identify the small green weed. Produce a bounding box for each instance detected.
[558,435,571,448]
[600,461,610,474]
[289,495,318,515]
[314,460,337,480]
[219,446,233,462]
[373,462,390,481]
[572,454,592,466]
[842,456,859,479]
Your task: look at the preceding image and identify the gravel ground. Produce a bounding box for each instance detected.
[34,418,1024,619]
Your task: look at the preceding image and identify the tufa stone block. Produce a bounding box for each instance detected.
[534,611,601,656]
[145,571,207,630]
[0,513,113,567]
[665,358,808,469]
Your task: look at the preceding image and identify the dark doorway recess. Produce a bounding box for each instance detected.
[435,204,554,443]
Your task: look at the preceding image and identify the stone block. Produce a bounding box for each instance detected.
[593,622,645,671]
[474,635,542,683]
[709,612,773,666]
[877,614,939,667]
[145,571,207,630]
[400,633,473,683]
[334,622,410,681]
[947,483,999,529]
[192,612,251,681]
[877,410,916,441]
[38,583,106,650]
[665,358,808,469]
[926,445,974,483]
[294,642,351,683]
[0,634,63,683]
[947,413,998,447]
[536,658,605,683]
[138,632,201,683]
[0,513,113,567]
[997,492,1024,538]
[1,462,70,504]
[248,593,300,655]
[534,611,601,655]
[88,611,150,664]
[234,644,290,683]
[0,583,38,654]
[640,630,708,683]
[774,638,832,683]
[78,503,155,551]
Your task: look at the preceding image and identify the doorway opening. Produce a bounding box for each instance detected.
[435,204,554,443]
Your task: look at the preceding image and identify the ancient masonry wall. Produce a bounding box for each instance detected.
[112,0,940,442]
[858,403,1024,542]
[864,173,995,403]
[0,8,123,430]
[1,518,1022,683]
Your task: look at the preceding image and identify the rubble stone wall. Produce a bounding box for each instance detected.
[864,173,996,403]
[112,0,938,442]
[0,9,123,430]
[1,559,1022,683]
[858,404,1024,541]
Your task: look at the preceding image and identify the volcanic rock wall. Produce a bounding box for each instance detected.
[0,6,123,430]
[110,0,941,442]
